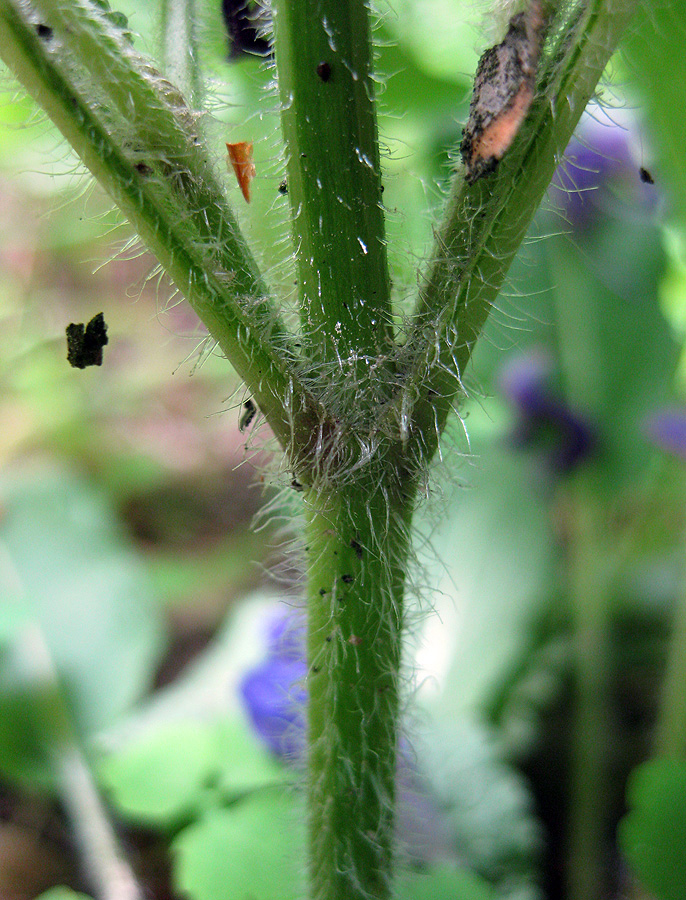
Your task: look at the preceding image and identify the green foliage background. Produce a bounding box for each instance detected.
[0,1,686,899]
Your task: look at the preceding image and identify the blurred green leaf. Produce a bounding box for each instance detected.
[624,5,686,222]
[0,466,165,786]
[424,445,556,717]
[619,756,686,900]
[173,789,306,900]
[396,864,495,900]
[100,717,285,827]
[417,719,542,899]
[35,889,94,900]
[548,220,677,489]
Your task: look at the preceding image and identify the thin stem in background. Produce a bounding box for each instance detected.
[16,627,144,900]
[654,531,686,757]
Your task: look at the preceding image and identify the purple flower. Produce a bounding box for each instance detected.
[644,409,686,461]
[550,112,657,230]
[239,612,307,758]
[239,609,452,862]
[500,352,597,473]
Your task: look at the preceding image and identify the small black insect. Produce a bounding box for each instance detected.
[66,313,108,368]
[278,178,288,195]
[36,23,53,39]
[291,478,303,492]
[316,61,332,82]
[239,398,256,432]
[222,0,271,57]
[350,539,363,560]
[341,573,354,585]
[639,166,655,185]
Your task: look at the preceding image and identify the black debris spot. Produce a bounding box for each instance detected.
[66,313,108,368]
[134,162,153,176]
[239,398,256,432]
[325,635,332,642]
[223,0,272,57]
[319,588,327,596]
[316,61,331,82]
[278,178,288,194]
[341,573,354,585]
[639,166,655,185]
[36,23,53,39]
[312,665,320,673]
[350,539,363,560]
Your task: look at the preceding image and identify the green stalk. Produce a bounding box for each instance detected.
[272,6,413,897]
[0,0,317,453]
[303,477,416,900]
[551,241,612,900]
[272,0,394,391]
[16,626,144,900]
[160,0,202,106]
[654,534,686,757]
[397,0,642,466]
[565,475,613,900]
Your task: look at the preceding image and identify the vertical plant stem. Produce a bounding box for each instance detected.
[565,475,613,900]
[553,246,612,900]
[159,0,201,105]
[654,533,686,757]
[304,477,415,900]
[272,0,393,384]
[17,627,144,900]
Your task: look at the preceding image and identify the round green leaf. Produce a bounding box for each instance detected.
[100,718,284,826]
[36,889,94,900]
[173,790,306,900]
[619,757,686,900]
[396,864,495,900]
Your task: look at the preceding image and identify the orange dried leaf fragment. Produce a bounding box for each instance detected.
[226,141,255,203]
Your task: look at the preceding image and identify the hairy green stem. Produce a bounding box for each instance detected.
[398,0,642,467]
[273,0,394,394]
[304,478,415,900]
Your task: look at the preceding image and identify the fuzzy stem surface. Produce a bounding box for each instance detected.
[397,0,642,466]
[304,477,415,900]
[273,0,394,395]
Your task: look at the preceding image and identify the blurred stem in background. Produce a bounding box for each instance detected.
[551,240,614,900]
[0,0,658,898]
[655,543,686,758]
